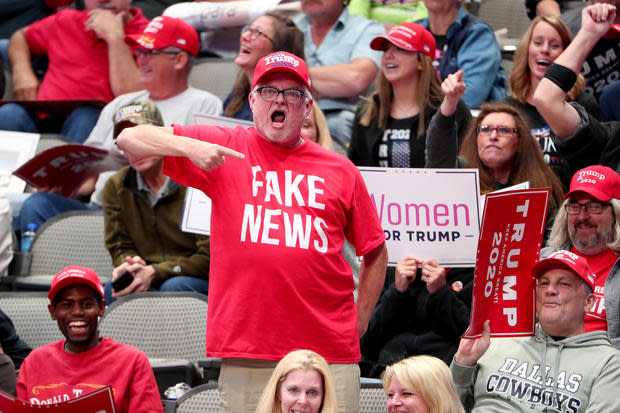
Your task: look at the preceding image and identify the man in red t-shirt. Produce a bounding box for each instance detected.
[544,164,620,349]
[0,0,149,142]
[116,51,388,413]
[16,265,162,412]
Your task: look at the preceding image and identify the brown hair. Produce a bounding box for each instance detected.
[358,53,443,136]
[459,102,564,207]
[224,11,306,118]
[510,15,585,104]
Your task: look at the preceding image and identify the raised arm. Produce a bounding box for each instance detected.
[116,125,244,171]
[8,28,39,100]
[533,4,616,138]
[309,58,379,99]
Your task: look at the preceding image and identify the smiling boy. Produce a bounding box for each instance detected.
[16,265,162,412]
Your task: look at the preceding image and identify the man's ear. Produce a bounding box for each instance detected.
[304,98,313,119]
[174,51,189,71]
[585,293,597,312]
[48,303,57,320]
[98,299,106,317]
[249,90,256,112]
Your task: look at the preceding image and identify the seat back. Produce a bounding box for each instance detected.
[360,380,387,413]
[29,210,113,278]
[174,383,220,413]
[99,292,208,362]
[478,0,530,39]
[189,58,238,101]
[0,292,63,348]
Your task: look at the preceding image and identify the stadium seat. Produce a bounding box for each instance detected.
[11,210,113,291]
[0,291,62,348]
[99,291,209,396]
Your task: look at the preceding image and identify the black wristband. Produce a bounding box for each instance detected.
[543,63,577,93]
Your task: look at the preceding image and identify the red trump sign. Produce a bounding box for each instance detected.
[464,188,550,338]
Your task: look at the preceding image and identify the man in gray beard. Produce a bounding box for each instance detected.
[544,164,620,348]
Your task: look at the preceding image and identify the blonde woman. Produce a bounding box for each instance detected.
[382,355,465,413]
[255,349,338,413]
[302,102,335,151]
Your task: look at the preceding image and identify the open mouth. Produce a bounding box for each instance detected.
[536,59,550,67]
[68,320,88,334]
[271,110,286,125]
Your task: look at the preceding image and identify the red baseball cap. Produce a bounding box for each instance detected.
[532,250,595,290]
[252,51,311,90]
[564,165,620,202]
[125,16,199,56]
[48,265,104,302]
[370,22,436,60]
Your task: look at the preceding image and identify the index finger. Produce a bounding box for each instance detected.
[455,69,464,82]
[216,145,245,160]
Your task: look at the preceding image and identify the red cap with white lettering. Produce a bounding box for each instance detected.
[564,165,620,202]
[252,51,311,90]
[48,265,104,302]
[532,250,595,290]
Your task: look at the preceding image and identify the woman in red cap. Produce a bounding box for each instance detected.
[348,22,471,168]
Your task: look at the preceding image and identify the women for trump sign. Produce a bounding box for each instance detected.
[464,188,550,338]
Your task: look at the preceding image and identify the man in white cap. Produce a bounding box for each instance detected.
[452,250,620,412]
[117,51,388,413]
[16,265,162,412]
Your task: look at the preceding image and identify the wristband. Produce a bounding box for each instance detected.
[543,63,577,93]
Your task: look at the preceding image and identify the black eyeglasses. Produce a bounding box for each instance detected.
[134,49,180,57]
[477,124,518,137]
[564,201,611,215]
[241,25,273,43]
[255,87,305,103]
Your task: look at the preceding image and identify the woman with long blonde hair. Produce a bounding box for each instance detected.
[503,15,598,188]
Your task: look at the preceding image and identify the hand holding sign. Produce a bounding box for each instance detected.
[454,320,491,367]
[395,255,420,292]
[420,258,447,294]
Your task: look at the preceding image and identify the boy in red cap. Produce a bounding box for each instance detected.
[451,250,620,412]
[116,51,388,412]
[16,265,162,412]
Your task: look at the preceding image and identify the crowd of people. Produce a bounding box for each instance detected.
[1,0,620,412]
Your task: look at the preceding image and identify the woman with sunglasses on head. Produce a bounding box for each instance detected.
[502,15,598,189]
[223,11,305,121]
[348,22,470,168]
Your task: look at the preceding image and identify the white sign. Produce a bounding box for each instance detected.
[181,187,212,236]
[193,113,254,128]
[360,167,481,267]
[0,130,39,193]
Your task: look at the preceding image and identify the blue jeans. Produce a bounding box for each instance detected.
[18,192,100,234]
[103,276,209,304]
[600,81,620,122]
[0,103,101,143]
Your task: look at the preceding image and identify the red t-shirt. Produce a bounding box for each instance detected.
[16,338,162,412]
[163,125,385,363]
[25,8,149,102]
[573,248,618,333]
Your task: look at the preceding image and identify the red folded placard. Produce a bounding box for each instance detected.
[0,386,116,412]
[13,144,127,198]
